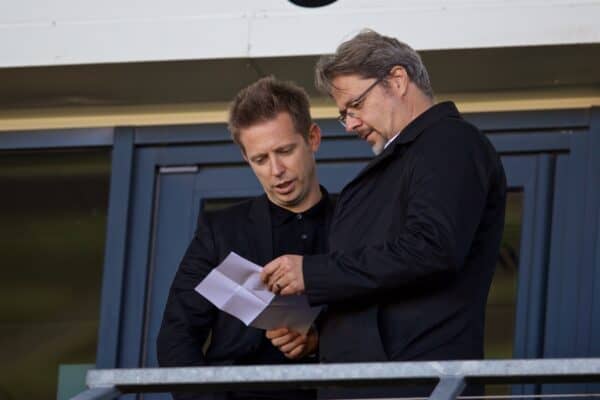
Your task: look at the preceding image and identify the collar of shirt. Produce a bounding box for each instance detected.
[384,131,402,150]
[269,187,329,227]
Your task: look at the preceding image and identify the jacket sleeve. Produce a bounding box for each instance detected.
[303,124,505,305]
[157,209,219,367]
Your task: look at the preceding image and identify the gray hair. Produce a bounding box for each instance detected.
[315,29,434,99]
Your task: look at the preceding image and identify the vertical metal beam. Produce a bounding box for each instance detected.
[543,153,569,358]
[582,106,600,354]
[512,155,537,376]
[428,376,465,400]
[585,107,600,396]
[96,127,135,368]
[574,108,599,356]
[517,154,555,396]
[117,147,159,368]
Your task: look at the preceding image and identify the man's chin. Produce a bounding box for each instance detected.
[371,141,385,155]
[270,193,301,208]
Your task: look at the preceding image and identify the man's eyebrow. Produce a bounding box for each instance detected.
[275,143,296,151]
[249,152,266,161]
[332,86,355,112]
[338,99,353,116]
[342,96,355,110]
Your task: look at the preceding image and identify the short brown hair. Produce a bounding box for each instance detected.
[315,29,434,99]
[228,77,312,152]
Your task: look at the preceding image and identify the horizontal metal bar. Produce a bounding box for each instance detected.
[134,123,229,145]
[70,386,120,400]
[137,131,573,161]
[85,359,600,394]
[464,108,590,131]
[488,132,572,153]
[132,108,591,146]
[458,394,600,399]
[0,128,113,150]
[159,165,199,174]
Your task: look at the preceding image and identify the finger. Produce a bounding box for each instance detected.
[280,282,301,296]
[269,281,280,294]
[269,279,283,294]
[266,275,278,292]
[260,258,281,283]
[267,269,287,292]
[269,331,292,345]
[285,344,305,359]
[271,331,300,347]
[265,328,289,339]
[266,267,282,291]
[279,334,306,353]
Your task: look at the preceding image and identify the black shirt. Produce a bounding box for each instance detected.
[270,190,331,258]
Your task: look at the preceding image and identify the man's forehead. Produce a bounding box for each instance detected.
[247,138,296,153]
[331,75,362,92]
[242,133,303,159]
[238,113,293,140]
[331,75,370,103]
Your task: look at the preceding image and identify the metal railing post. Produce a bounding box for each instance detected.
[428,376,466,400]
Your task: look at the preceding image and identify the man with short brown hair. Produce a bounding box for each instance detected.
[158,77,331,400]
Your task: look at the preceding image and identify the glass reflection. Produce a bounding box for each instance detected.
[0,149,110,400]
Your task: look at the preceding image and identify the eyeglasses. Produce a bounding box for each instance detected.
[337,77,384,128]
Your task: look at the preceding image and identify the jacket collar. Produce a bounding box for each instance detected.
[351,101,461,182]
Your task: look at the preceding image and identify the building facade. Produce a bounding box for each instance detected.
[1,1,599,399]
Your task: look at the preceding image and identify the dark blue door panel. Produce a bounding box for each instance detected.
[143,172,201,368]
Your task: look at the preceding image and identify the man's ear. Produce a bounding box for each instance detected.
[236,131,248,162]
[389,65,409,96]
[307,123,322,152]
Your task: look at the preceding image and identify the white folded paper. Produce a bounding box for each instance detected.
[195,252,322,334]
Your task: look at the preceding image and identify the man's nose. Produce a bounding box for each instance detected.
[270,156,285,176]
[345,114,362,133]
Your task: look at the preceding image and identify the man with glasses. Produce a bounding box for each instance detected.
[336,75,386,155]
[261,29,507,398]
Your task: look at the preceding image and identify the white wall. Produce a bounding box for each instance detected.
[1,0,599,67]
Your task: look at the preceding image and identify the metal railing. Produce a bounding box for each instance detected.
[71,358,600,400]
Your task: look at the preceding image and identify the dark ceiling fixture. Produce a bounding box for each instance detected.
[288,0,338,7]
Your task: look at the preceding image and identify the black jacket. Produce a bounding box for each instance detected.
[158,194,333,399]
[304,102,507,398]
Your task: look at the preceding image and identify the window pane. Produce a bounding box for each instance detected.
[203,197,249,212]
[485,190,523,394]
[0,149,110,400]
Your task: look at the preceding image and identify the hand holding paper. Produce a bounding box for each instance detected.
[260,254,305,295]
[195,252,321,335]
